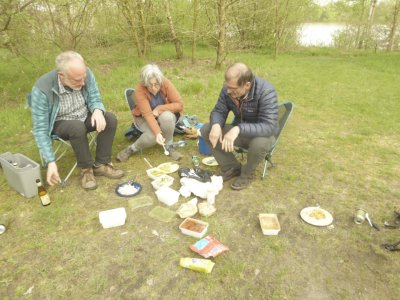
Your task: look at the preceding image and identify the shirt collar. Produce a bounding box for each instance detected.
[58,75,72,94]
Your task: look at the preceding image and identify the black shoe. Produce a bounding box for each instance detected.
[231,175,253,190]
[220,167,241,182]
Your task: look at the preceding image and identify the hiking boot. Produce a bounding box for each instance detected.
[168,147,183,161]
[116,146,135,162]
[81,168,97,190]
[231,175,253,190]
[219,167,241,182]
[93,163,124,179]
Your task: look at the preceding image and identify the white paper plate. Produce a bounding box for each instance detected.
[157,162,179,174]
[300,207,333,227]
[202,156,218,166]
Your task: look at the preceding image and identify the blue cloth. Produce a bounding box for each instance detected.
[150,92,165,110]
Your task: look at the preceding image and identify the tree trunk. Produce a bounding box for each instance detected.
[191,0,199,64]
[215,0,226,69]
[137,0,148,56]
[117,0,144,57]
[273,0,290,60]
[165,0,183,59]
[387,0,400,51]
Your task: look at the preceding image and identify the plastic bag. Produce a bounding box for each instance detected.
[190,235,229,258]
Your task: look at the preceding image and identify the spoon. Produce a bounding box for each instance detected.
[163,145,170,156]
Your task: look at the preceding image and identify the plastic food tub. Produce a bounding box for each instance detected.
[151,174,174,190]
[155,186,180,206]
[179,217,209,238]
[99,207,127,229]
[259,213,281,235]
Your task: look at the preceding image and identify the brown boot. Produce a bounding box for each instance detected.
[93,163,124,179]
[81,168,97,190]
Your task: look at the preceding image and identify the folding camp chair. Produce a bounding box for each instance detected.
[236,101,294,179]
[39,132,97,186]
[124,88,143,140]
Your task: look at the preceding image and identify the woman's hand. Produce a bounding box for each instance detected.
[156,132,165,145]
[152,108,160,117]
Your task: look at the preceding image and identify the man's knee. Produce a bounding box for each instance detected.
[249,136,275,154]
[105,112,117,129]
[200,123,212,139]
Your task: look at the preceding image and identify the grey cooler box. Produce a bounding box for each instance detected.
[0,152,42,198]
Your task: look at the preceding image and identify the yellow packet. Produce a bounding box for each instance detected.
[179,258,215,273]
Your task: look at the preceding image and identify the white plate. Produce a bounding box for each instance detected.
[300,207,333,226]
[202,156,218,166]
[157,162,179,174]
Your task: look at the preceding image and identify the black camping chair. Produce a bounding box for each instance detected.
[236,101,294,179]
[124,88,143,140]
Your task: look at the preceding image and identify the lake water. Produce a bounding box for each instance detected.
[298,23,346,47]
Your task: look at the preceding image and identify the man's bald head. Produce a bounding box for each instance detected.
[225,63,254,87]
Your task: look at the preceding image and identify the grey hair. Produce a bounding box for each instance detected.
[140,64,164,87]
[55,51,85,73]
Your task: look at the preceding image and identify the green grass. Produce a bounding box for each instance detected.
[1,45,400,299]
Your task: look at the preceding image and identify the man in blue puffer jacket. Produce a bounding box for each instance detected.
[30,51,124,190]
[201,62,278,190]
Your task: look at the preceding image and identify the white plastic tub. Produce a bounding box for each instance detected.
[259,213,281,235]
[151,174,174,190]
[179,217,209,238]
[99,208,127,229]
[155,186,180,206]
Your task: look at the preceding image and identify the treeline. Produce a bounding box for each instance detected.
[1,0,399,67]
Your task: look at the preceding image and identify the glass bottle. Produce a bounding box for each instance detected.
[36,179,51,206]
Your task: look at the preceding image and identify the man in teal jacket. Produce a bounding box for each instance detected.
[30,51,124,190]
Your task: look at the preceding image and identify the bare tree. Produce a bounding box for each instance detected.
[215,0,227,69]
[191,0,199,63]
[386,0,400,51]
[272,0,290,60]
[30,0,97,50]
[0,0,36,53]
[164,0,183,59]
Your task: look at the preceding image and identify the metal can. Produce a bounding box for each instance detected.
[192,155,200,167]
[354,209,366,225]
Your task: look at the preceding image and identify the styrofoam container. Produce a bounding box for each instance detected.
[155,186,180,206]
[99,208,127,229]
[259,213,281,235]
[179,217,209,238]
[146,167,167,180]
[151,174,174,190]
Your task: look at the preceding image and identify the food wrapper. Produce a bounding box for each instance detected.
[176,198,198,218]
[198,202,216,217]
[190,235,229,258]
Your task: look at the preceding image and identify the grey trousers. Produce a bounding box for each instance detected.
[200,123,276,177]
[132,111,176,150]
[52,112,117,168]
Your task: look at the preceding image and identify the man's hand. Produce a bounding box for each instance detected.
[222,126,240,152]
[209,124,222,148]
[155,132,165,145]
[47,161,60,186]
[91,109,106,132]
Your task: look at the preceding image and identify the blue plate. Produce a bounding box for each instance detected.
[115,181,142,197]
